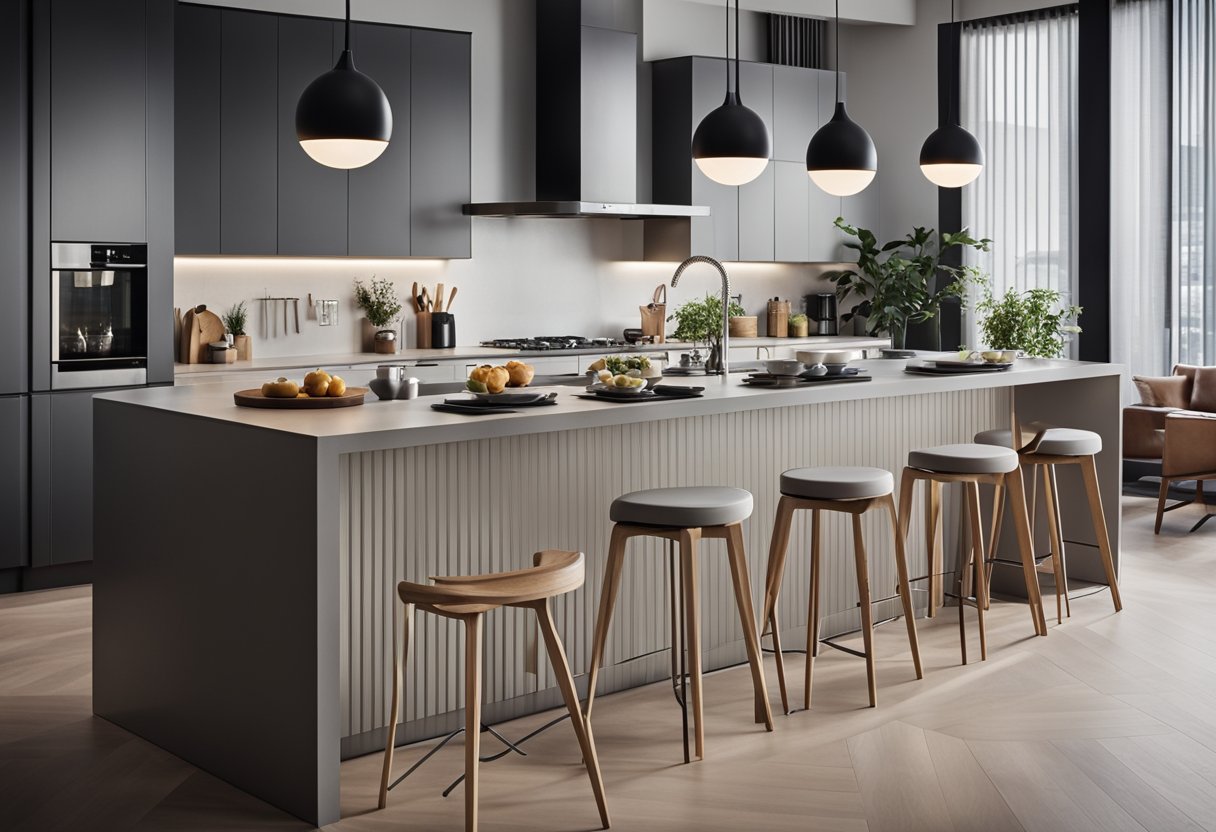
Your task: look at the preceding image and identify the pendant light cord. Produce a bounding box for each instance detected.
[734,0,740,96]
[834,0,840,103]
[345,0,351,52]
[947,0,957,125]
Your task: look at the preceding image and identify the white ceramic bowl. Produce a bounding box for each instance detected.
[763,358,805,377]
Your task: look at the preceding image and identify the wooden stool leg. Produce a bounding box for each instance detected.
[1004,468,1047,636]
[1041,464,1067,624]
[585,525,629,722]
[679,528,705,760]
[1080,455,1123,612]
[533,600,611,830]
[985,483,1006,610]
[884,495,923,679]
[805,509,822,710]
[724,523,774,731]
[379,600,413,809]
[965,482,988,661]
[851,514,877,707]
[761,496,796,715]
[464,614,484,832]
[1048,465,1071,619]
[926,481,943,617]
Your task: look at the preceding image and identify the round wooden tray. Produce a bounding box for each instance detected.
[233,388,369,409]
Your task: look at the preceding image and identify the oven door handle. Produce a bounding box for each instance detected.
[50,277,59,362]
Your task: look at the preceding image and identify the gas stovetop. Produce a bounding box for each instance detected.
[480,336,631,351]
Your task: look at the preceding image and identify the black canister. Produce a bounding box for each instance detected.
[430,312,456,349]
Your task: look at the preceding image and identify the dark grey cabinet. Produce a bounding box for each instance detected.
[348,23,411,257]
[223,10,279,256]
[773,65,816,164]
[278,15,348,256]
[774,161,810,262]
[0,0,28,396]
[48,0,146,243]
[30,391,94,567]
[689,59,738,260]
[0,397,28,570]
[410,28,472,258]
[175,3,221,255]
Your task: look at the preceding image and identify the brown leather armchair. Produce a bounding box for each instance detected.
[1123,364,1216,532]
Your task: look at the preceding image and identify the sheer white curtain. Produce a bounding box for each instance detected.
[959,10,1079,354]
[1174,0,1216,367]
[1111,0,1170,390]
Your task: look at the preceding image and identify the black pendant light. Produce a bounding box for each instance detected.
[692,0,772,186]
[296,0,392,170]
[806,0,877,196]
[920,0,983,187]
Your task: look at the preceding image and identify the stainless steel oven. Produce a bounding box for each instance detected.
[50,242,148,390]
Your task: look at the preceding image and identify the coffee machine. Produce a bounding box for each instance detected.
[806,293,838,335]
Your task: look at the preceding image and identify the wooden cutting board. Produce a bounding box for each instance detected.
[179,305,225,364]
[233,388,369,409]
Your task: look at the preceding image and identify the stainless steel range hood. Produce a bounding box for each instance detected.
[462,0,708,220]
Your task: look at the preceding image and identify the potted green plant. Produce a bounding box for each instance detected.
[222,301,252,361]
[668,293,745,372]
[976,287,1082,358]
[824,218,990,352]
[354,276,404,354]
[788,313,809,337]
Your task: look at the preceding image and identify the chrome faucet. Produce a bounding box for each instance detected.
[671,255,731,377]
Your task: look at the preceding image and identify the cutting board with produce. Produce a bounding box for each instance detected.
[234,369,366,409]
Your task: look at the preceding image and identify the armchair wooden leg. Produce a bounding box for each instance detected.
[464,614,484,832]
[585,525,628,723]
[679,528,705,760]
[1081,456,1123,612]
[1155,477,1170,535]
[533,600,611,829]
[724,523,774,731]
[379,600,413,810]
[885,495,923,680]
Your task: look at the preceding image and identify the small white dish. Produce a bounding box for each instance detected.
[763,359,805,377]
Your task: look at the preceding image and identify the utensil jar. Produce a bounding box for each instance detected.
[767,300,790,338]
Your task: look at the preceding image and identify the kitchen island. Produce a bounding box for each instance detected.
[92,358,1124,825]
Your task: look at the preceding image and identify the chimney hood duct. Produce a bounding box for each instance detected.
[462,0,709,220]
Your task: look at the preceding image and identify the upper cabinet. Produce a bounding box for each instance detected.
[175,8,471,258]
[648,57,875,264]
[47,0,147,243]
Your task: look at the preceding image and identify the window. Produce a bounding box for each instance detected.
[959,8,1080,354]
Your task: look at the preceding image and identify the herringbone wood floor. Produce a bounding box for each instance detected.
[2,496,1215,831]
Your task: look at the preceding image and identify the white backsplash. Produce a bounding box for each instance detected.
[174,220,846,360]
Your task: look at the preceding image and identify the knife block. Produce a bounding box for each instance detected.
[767,300,790,338]
[415,312,432,349]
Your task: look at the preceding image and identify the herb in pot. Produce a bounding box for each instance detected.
[354,276,404,330]
[222,301,248,337]
[976,287,1081,359]
[667,293,746,346]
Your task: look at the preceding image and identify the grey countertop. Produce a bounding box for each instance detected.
[103,358,1125,453]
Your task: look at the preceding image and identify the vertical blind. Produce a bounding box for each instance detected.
[1110,0,1170,386]
[959,8,1079,353]
[1173,0,1216,367]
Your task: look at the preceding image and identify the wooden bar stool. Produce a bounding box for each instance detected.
[760,467,923,712]
[378,550,610,832]
[975,428,1123,622]
[584,486,774,762]
[901,444,1048,663]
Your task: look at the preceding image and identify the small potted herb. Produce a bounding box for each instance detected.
[354,276,404,354]
[222,301,252,360]
[788,313,809,337]
[668,293,745,372]
[976,287,1081,359]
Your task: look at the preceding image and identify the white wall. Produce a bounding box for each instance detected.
[176,0,841,359]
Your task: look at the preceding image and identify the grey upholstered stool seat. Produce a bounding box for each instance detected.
[780,466,894,501]
[974,427,1102,457]
[609,486,753,528]
[908,443,1019,475]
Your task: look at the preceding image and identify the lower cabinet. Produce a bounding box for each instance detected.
[30,391,94,567]
[0,396,28,570]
